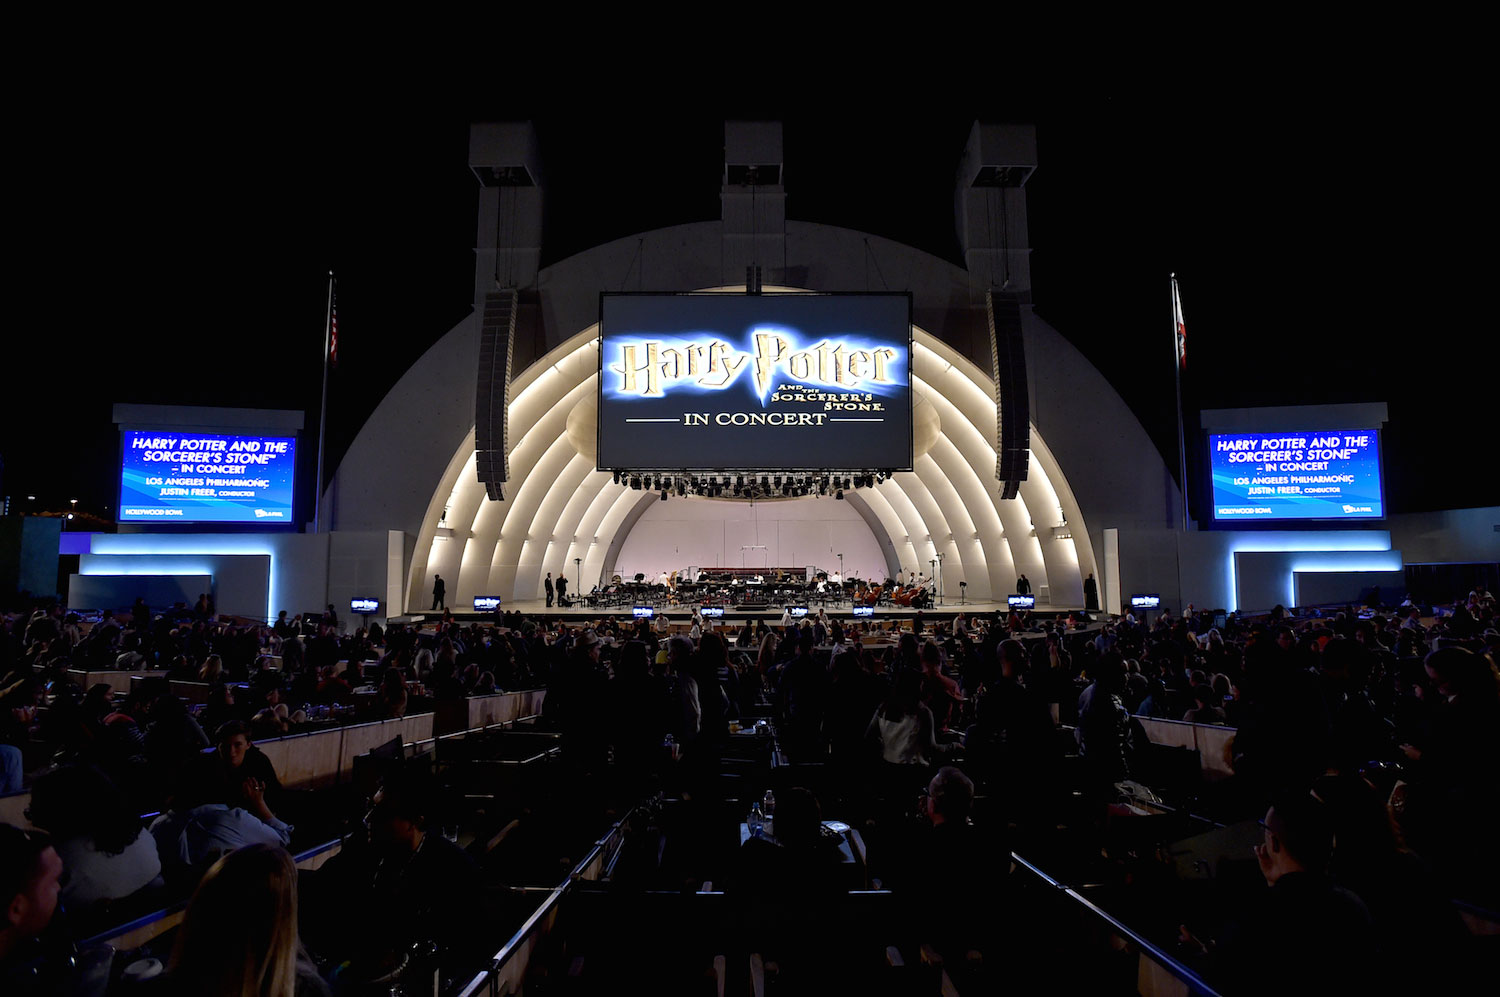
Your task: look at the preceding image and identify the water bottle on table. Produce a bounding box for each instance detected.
[748,800,764,838]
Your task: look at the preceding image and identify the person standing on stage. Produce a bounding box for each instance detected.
[1016,574,1031,596]
[431,574,446,611]
[1083,572,1099,611]
[545,573,555,608]
[556,574,568,606]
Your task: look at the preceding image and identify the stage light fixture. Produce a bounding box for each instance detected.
[612,471,621,485]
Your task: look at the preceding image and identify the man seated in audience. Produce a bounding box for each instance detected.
[203,720,285,812]
[149,767,292,883]
[315,663,353,705]
[1182,683,1228,724]
[891,767,1005,963]
[0,825,65,995]
[1184,793,1376,994]
[308,772,486,979]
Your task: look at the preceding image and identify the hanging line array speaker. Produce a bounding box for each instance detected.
[476,288,518,502]
[988,288,1029,500]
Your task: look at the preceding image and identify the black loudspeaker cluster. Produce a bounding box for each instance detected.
[988,289,1030,501]
[476,289,518,502]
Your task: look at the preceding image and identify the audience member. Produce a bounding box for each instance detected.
[0,826,64,994]
[150,768,292,880]
[309,773,485,978]
[1192,794,1376,994]
[164,843,329,996]
[26,766,161,911]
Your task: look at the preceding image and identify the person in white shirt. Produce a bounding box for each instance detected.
[27,765,162,910]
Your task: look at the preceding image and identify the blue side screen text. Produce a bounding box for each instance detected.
[119,431,296,524]
[1209,429,1383,521]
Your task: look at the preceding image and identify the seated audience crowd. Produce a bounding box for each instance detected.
[0,585,1495,994]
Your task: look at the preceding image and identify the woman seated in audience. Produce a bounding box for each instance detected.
[141,686,210,787]
[27,765,162,911]
[733,786,845,897]
[198,654,225,684]
[918,640,961,731]
[200,682,243,733]
[165,843,328,996]
[249,680,307,738]
[379,667,409,718]
[867,671,949,776]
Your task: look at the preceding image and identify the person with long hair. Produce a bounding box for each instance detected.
[167,843,328,996]
[867,670,946,771]
[199,654,225,684]
[27,765,161,910]
[757,630,778,677]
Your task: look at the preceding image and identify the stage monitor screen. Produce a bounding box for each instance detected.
[1007,594,1035,609]
[119,431,296,524]
[787,605,810,617]
[350,597,379,615]
[1208,430,1384,521]
[598,293,912,470]
[699,606,724,617]
[473,596,501,612]
[632,606,655,619]
[852,606,875,617]
[1131,594,1162,610]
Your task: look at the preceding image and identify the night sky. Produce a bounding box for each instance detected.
[6,60,1491,526]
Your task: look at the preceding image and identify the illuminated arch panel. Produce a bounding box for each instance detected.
[407,316,1097,610]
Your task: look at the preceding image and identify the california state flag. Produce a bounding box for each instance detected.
[1172,276,1186,369]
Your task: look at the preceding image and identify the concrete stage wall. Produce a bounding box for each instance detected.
[614,494,888,582]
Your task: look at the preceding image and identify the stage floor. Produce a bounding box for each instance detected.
[399,598,1085,625]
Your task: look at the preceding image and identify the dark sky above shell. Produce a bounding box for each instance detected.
[5,52,1490,522]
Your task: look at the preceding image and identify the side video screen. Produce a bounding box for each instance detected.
[1209,430,1383,521]
[119,431,296,524]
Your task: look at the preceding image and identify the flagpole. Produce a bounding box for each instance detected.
[1172,274,1189,532]
[314,271,334,534]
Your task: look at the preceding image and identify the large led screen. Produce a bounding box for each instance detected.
[119,431,296,524]
[1209,430,1384,521]
[597,293,912,470]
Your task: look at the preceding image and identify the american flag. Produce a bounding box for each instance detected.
[1172,276,1186,370]
[329,286,338,367]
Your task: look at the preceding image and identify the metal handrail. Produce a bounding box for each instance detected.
[456,809,638,997]
[1010,849,1223,997]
